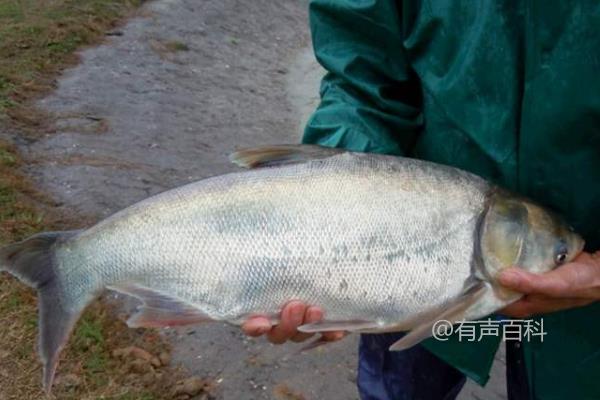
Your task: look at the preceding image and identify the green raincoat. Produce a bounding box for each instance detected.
[303,1,600,399]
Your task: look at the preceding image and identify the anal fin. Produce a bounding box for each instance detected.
[108,284,212,328]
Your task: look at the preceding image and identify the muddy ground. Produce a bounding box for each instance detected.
[15,0,506,398]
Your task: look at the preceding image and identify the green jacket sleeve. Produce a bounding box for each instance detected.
[302,0,422,155]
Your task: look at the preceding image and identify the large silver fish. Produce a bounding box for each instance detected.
[0,145,584,391]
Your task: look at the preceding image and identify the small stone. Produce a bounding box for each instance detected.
[149,356,162,368]
[141,372,157,385]
[159,351,171,366]
[273,383,306,400]
[113,346,161,367]
[173,377,210,396]
[112,347,129,358]
[129,346,154,361]
[55,373,81,388]
[129,359,153,374]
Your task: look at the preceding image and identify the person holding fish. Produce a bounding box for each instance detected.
[243,1,600,399]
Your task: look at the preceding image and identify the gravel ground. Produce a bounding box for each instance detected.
[17,0,507,398]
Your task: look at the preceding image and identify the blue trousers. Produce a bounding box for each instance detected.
[358,333,530,400]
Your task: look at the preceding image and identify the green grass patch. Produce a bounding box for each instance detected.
[0,146,17,166]
[0,1,23,19]
[164,40,189,52]
[0,141,45,243]
[116,392,157,400]
[75,316,106,349]
[85,351,108,374]
[74,316,109,377]
[0,293,22,311]
[15,342,34,360]
[0,0,141,123]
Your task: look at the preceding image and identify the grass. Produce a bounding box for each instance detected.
[164,40,189,52]
[0,1,191,399]
[0,0,141,130]
[148,39,189,60]
[0,140,46,243]
[117,393,158,400]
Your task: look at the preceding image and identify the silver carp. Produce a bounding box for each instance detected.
[0,145,584,391]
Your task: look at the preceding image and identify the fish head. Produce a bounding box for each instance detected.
[479,191,585,281]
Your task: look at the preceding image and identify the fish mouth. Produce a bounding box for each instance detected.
[576,237,585,258]
[569,233,586,263]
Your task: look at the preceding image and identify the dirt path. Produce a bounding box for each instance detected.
[16,0,506,398]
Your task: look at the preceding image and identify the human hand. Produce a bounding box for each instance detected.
[499,251,600,318]
[241,301,345,344]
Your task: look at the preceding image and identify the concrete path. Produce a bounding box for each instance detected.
[19,0,507,398]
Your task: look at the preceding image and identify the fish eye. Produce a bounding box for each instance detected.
[554,241,569,265]
[555,252,568,265]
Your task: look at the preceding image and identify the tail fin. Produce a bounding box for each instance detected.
[0,230,82,392]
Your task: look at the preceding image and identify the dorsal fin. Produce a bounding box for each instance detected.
[229,144,345,169]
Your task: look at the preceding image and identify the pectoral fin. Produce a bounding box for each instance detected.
[108,284,212,328]
[389,282,490,351]
[298,319,380,333]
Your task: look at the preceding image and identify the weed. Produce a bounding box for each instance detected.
[0,147,16,166]
[116,392,157,400]
[75,316,106,348]
[164,40,189,52]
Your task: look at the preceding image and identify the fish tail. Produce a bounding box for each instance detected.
[0,230,83,392]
